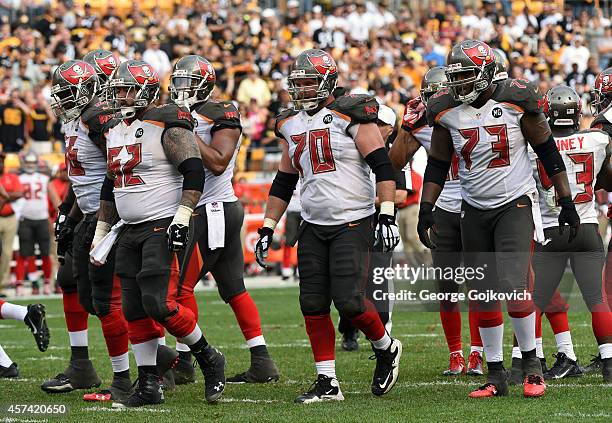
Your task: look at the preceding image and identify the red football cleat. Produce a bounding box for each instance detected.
[467,351,484,376]
[523,374,546,397]
[83,392,112,402]
[443,352,466,375]
[469,383,501,398]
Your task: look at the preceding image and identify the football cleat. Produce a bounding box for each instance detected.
[603,357,612,383]
[523,374,546,397]
[582,354,602,374]
[0,362,19,378]
[193,345,226,403]
[227,355,280,384]
[341,328,359,352]
[466,351,484,376]
[83,375,133,402]
[443,352,466,376]
[540,357,548,374]
[112,372,163,408]
[507,357,524,386]
[173,354,196,385]
[156,345,179,391]
[24,304,50,352]
[295,374,344,404]
[371,338,402,396]
[544,353,582,380]
[41,359,101,393]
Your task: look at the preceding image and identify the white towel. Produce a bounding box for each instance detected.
[206,202,225,250]
[89,220,125,264]
[527,189,546,244]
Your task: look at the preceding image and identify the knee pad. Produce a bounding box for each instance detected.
[300,293,331,316]
[334,296,365,319]
[123,303,148,323]
[57,260,77,293]
[92,298,110,318]
[142,293,171,323]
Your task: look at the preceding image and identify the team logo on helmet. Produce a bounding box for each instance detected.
[128,64,159,85]
[308,53,337,76]
[60,62,95,85]
[96,54,119,76]
[601,74,611,91]
[461,42,494,66]
[196,60,215,82]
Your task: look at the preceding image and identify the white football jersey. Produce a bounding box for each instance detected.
[191,101,242,207]
[106,105,191,224]
[62,117,107,214]
[413,124,462,213]
[276,96,378,225]
[19,172,49,220]
[530,129,609,229]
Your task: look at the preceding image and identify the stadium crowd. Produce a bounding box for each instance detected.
[0,0,611,296]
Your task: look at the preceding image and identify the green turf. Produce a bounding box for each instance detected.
[1,286,610,422]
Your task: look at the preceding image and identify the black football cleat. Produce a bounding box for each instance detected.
[507,357,523,386]
[540,357,548,374]
[173,354,196,385]
[295,374,344,403]
[193,345,226,403]
[112,372,163,408]
[544,353,582,380]
[156,345,179,391]
[24,304,50,352]
[227,355,280,383]
[341,329,359,352]
[0,362,19,378]
[83,375,133,402]
[370,338,402,396]
[41,359,101,393]
[582,354,603,374]
[603,357,612,383]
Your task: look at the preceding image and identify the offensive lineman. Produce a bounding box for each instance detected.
[417,40,580,398]
[530,85,612,382]
[93,60,225,407]
[254,49,402,403]
[168,55,280,384]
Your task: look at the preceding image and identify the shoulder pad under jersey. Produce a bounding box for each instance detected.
[491,78,544,114]
[142,102,194,131]
[193,101,242,134]
[425,88,460,126]
[328,94,379,125]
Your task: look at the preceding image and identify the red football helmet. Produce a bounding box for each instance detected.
[50,60,99,123]
[108,60,160,118]
[591,67,612,115]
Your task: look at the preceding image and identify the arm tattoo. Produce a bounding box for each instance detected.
[98,199,119,225]
[162,127,203,210]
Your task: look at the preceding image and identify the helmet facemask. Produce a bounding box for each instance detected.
[420,81,446,106]
[288,69,337,111]
[446,62,493,104]
[50,77,98,124]
[590,87,612,116]
[109,78,159,119]
[169,70,214,109]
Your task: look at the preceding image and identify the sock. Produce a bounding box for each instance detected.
[127,318,165,346]
[350,309,386,342]
[480,324,504,363]
[179,351,192,361]
[229,291,264,344]
[282,245,292,270]
[510,312,536,352]
[41,256,52,280]
[536,338,544,359]
[315,360,336,378]
[440,309,462,353]
[0,344,13,367]
[250,344,270,358]
[179,324,203,346]
[175,341,190,352]
[599,343,612,359]
[132,338,158,367]
[468,308,482,348]
[554,331,577,361]
[110,352,130,373]
[371,332,392,350]
[138,365,157,377]
[163,306,197,339]
[0,301,27,321]
[590,303,612,339]
[546,311,570,334]
[470,346,484,355]
[246,335,266,349]
[304,314,335,363]
[99,311,129,358]
[15,255,26,282]
[71,345,89,361]
[63,292,89,341]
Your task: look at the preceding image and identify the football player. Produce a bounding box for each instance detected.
[83,49,121,101]
[93,59,225,407]
[43,60,133,401]
[530,85,612,382]
[586,66,612,374]
[418,40,580,398]
[389,67,484,376]
[0,300,49,377]
[254,49,402,403]
[168,55,280,384]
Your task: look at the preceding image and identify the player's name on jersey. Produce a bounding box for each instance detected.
[555,135,587,152]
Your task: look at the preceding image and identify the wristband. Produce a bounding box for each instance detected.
[93,221,112,245]
[172,205,194,226]
[263,218,278,230]
[380,201,395,217]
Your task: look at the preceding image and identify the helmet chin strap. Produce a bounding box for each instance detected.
[120,106,137,119]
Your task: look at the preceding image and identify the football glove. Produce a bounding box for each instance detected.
[54,203,71,239]
[558,196,580,242]
[374,213,400,253]
[417,202,437,249]
[167,205,193,252]
[56,216,77,264]
[255,227,274,268]
[402,96,426,130]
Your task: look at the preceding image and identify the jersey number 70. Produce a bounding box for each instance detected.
[290,128,336,177]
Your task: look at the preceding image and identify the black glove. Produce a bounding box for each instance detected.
[558,196,580,242]
[374,213,400,253]
[417,202,437,249]
[167,222,190,251]
[255,227,274,268]
[54,203,71,239]
[56,216,77,264]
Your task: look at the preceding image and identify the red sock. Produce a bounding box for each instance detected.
[479,310,504,328]
[128,317,165,345]
[164,305,197,338]
[440,308,462,352]
[41,256,52,280]
[545,311,570,334]
[63,291,89,332]
[15,255,26,282]
[468,307,482,347]
[304,314,335,362]
[605,250,612,307]
[0,299,5,318]
[27,256,36,274]
[591,303,612,339]
[535,311,542,338]
[350,309,386,341]
[282,245,292,269]
[99,310,129,357]
[229,291,263,341]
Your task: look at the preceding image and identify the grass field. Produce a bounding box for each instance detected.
[1,285,611,422]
